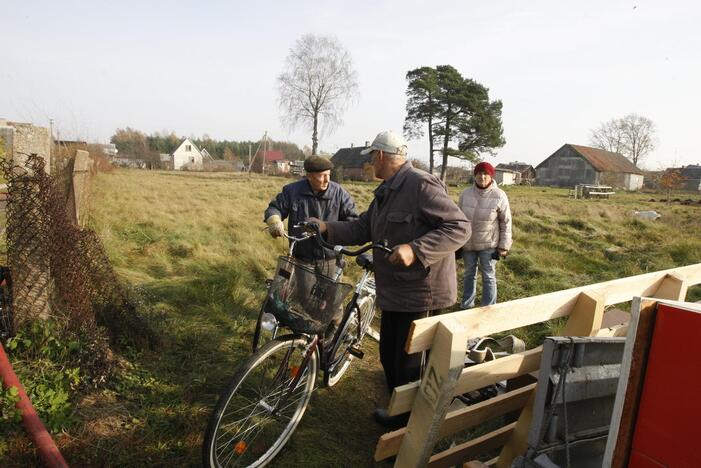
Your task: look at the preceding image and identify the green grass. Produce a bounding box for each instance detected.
[3,170,701,466]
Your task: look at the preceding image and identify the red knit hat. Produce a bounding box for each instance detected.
[474,161,496,177]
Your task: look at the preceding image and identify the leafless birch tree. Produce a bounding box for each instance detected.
[589,113,656,167]
[278,34,358,155]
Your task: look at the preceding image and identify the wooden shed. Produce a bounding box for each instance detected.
[536,144,644,190]
[330,145,374,181]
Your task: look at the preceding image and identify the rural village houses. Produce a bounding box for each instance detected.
[496,162,536,185]
[675,164,701,192]
[331,144,374,181]
[171,138,204,170]
[494,167,519,185]
[536,143,644,190]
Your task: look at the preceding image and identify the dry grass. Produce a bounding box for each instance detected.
[4,169,700,466]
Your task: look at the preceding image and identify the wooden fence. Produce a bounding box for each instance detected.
[374,263,701,467]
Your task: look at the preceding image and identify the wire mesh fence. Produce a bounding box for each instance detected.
[0,153,155,361]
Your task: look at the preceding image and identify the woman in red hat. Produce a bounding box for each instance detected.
[457,161,512,308]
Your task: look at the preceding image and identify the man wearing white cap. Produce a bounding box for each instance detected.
[311,130,470,428]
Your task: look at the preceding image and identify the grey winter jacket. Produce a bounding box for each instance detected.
[458,182,512,251]
[326,162,470,312]
[264,178,358,260]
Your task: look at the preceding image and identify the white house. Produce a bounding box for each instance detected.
[172,138,204,170]
[495,167,518,186]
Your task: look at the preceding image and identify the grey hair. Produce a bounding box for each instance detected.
[383,148,407,161]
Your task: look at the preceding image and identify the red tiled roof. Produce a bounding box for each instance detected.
[568,144,642,174]
[260,150,284,162]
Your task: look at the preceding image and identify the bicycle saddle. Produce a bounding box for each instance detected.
[355,252,374,271]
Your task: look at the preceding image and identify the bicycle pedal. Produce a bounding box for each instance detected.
[348,346,364,359]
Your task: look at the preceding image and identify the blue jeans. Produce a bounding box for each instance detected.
[461,249,497,308]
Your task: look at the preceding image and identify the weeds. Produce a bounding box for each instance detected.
[3,172,700,465]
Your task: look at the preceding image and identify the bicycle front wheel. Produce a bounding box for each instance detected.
[203,335,318,467]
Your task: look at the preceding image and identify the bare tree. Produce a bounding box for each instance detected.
[589,113,656,167]
[589,118,625,153]
[278,34,359,155]
[621,114,656,167]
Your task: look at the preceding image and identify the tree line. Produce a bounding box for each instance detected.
[110,128,305,163]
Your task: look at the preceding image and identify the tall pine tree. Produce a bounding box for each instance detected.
[403,65,505,181]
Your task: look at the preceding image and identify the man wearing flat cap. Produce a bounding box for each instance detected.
[264,155,358,265]
[310,130,470,428]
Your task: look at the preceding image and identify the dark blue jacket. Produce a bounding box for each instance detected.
[264,178,358,260]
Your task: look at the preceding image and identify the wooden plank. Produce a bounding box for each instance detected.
[603,297,659,467]
[496,291,605,467]
[463,458,498,467]
[426,423,516,468]
[395,318,468,468]
[560,291,605,336]
[405,263,701,355]
[375,384,535,461]
[389,348,542,416]
[653,272,688,301]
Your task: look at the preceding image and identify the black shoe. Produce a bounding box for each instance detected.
[373,408,409,429]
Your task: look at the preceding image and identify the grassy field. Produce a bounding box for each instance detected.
[4,168,701,466]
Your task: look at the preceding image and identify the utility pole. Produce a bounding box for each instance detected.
[49,118,54,171]
[262,131,268,175]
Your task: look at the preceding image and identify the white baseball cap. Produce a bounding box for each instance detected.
[360,130,408,156]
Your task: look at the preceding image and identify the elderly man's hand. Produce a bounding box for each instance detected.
[306,217,327,234]
[389,244,416,267]
[265,215,285,238]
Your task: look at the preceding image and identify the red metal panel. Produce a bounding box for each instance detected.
[629,303,701,466]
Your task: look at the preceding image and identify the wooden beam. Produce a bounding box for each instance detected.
[426,423,516,468]
[375,384,535,461]
[603,297,659,467]
[497,291,605,467]
[560,290,605,336]
[405,264,701,354]
[389,348,542,416]
[463,458,498,467]
[395,318,468,468]
[653,272,688,301]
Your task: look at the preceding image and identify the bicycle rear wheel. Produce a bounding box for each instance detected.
[323,294,374,387]
[203,335,318,467]
[323,307,358,387]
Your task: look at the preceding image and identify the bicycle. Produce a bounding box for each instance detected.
[202,223,392,467]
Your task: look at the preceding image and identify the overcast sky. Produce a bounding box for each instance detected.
[3,0,700,169]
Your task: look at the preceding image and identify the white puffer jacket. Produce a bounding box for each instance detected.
[458,182,513,251]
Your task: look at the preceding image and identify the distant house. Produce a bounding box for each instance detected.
[494,167,518,186]
[200,148,214,162]
[172,138,204,170]
[159,153,173,170]
[112,157,148,169]
[679,165,701,191]
[535,144,644,190]
[249,149,286,173]
[270,159,291,175]
[290,160,305,176]
[496,162,535,185]
[331,145,373,181]
[96,143,118,158]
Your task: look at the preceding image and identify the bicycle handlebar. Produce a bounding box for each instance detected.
[293,222,393,256]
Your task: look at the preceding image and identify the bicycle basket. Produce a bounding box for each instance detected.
[265,256,352,334]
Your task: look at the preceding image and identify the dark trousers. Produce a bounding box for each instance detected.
[380,309,437,395]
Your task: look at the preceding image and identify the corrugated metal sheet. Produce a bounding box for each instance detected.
[569,144,643,174]
[513,336,626,467]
